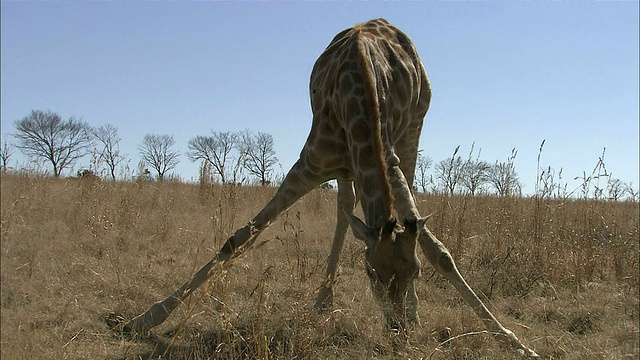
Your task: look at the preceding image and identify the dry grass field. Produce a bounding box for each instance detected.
[1,172,638,359]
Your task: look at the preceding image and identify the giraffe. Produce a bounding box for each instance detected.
[121,18,537,357]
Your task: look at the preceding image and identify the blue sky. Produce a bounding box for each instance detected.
[2,1,638,195]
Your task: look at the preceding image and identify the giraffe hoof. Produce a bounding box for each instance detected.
[435,327,452,345]
[103,312,138,339]
[517,348,540,358]
[104,312,126,331]
[313,288,334,312]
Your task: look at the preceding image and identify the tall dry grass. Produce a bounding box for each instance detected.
[1,172,638,359]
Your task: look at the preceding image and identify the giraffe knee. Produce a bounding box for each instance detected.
[438,252,455,273]
[219,225,253,258]
[220,238,235,257]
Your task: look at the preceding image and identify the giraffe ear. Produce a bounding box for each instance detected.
[404,216,427,235]
[417,214,432,232]
[347,214,376,247]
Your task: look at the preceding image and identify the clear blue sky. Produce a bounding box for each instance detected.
[2,1,638,195]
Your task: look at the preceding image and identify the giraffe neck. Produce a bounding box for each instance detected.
[355,24,395,228]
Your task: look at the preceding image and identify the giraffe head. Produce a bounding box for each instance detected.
[348,214,425,332]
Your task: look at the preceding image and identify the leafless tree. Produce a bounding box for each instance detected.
[187,131,239,184]
[13,110,93,177]
[607,178,625,201]
[93,124,126,181]
[415,152,433,193]
[187,135,216,176]
[462,159,490,196]
[487,149,521,197]
[435,146,464,196]
[240,130,279,186]
[138,134,180,182]
[624,182,639,202]
[488,162,521,196]
[459,144,489,196]
[1,140,12,172]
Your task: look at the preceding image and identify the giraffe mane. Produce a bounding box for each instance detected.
[354,26,394,224]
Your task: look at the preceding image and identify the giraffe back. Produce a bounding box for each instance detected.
[306,18,431,227]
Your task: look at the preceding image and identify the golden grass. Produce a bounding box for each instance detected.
[1,172,638,359]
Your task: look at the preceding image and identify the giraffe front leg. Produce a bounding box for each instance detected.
[314,179,356,311]
[122,225,255,335]
[417,226,539,357]
[122,159,325,336]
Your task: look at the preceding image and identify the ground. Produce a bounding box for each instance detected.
[1,173,638,359]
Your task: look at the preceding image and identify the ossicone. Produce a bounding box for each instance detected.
[382,218,397,236]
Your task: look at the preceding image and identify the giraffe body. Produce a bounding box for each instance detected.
[304,19,430,327]
[122,19,538,357]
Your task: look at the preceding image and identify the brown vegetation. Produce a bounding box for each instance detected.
[1,172,638,359]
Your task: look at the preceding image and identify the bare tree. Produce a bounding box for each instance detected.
[1,140,12,172]
[240,130,279,186]
[460,144,489,196]
[187,136,215,168]
[435,146,464,196]
[13,110,93,177]
[93,124,126,181]
[488,162,519,196]
[415,152,432,193]
[624,182,639,202]
[187,131,239,184]
[462,159,490,196]
[138,134,180,182]
[487,149,521,197]
[607,178,625,201]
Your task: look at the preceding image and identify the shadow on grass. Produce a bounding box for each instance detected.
[105,311,368,359]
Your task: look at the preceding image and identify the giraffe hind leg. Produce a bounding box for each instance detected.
[406,280,420,326]
[314,179,356,311]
